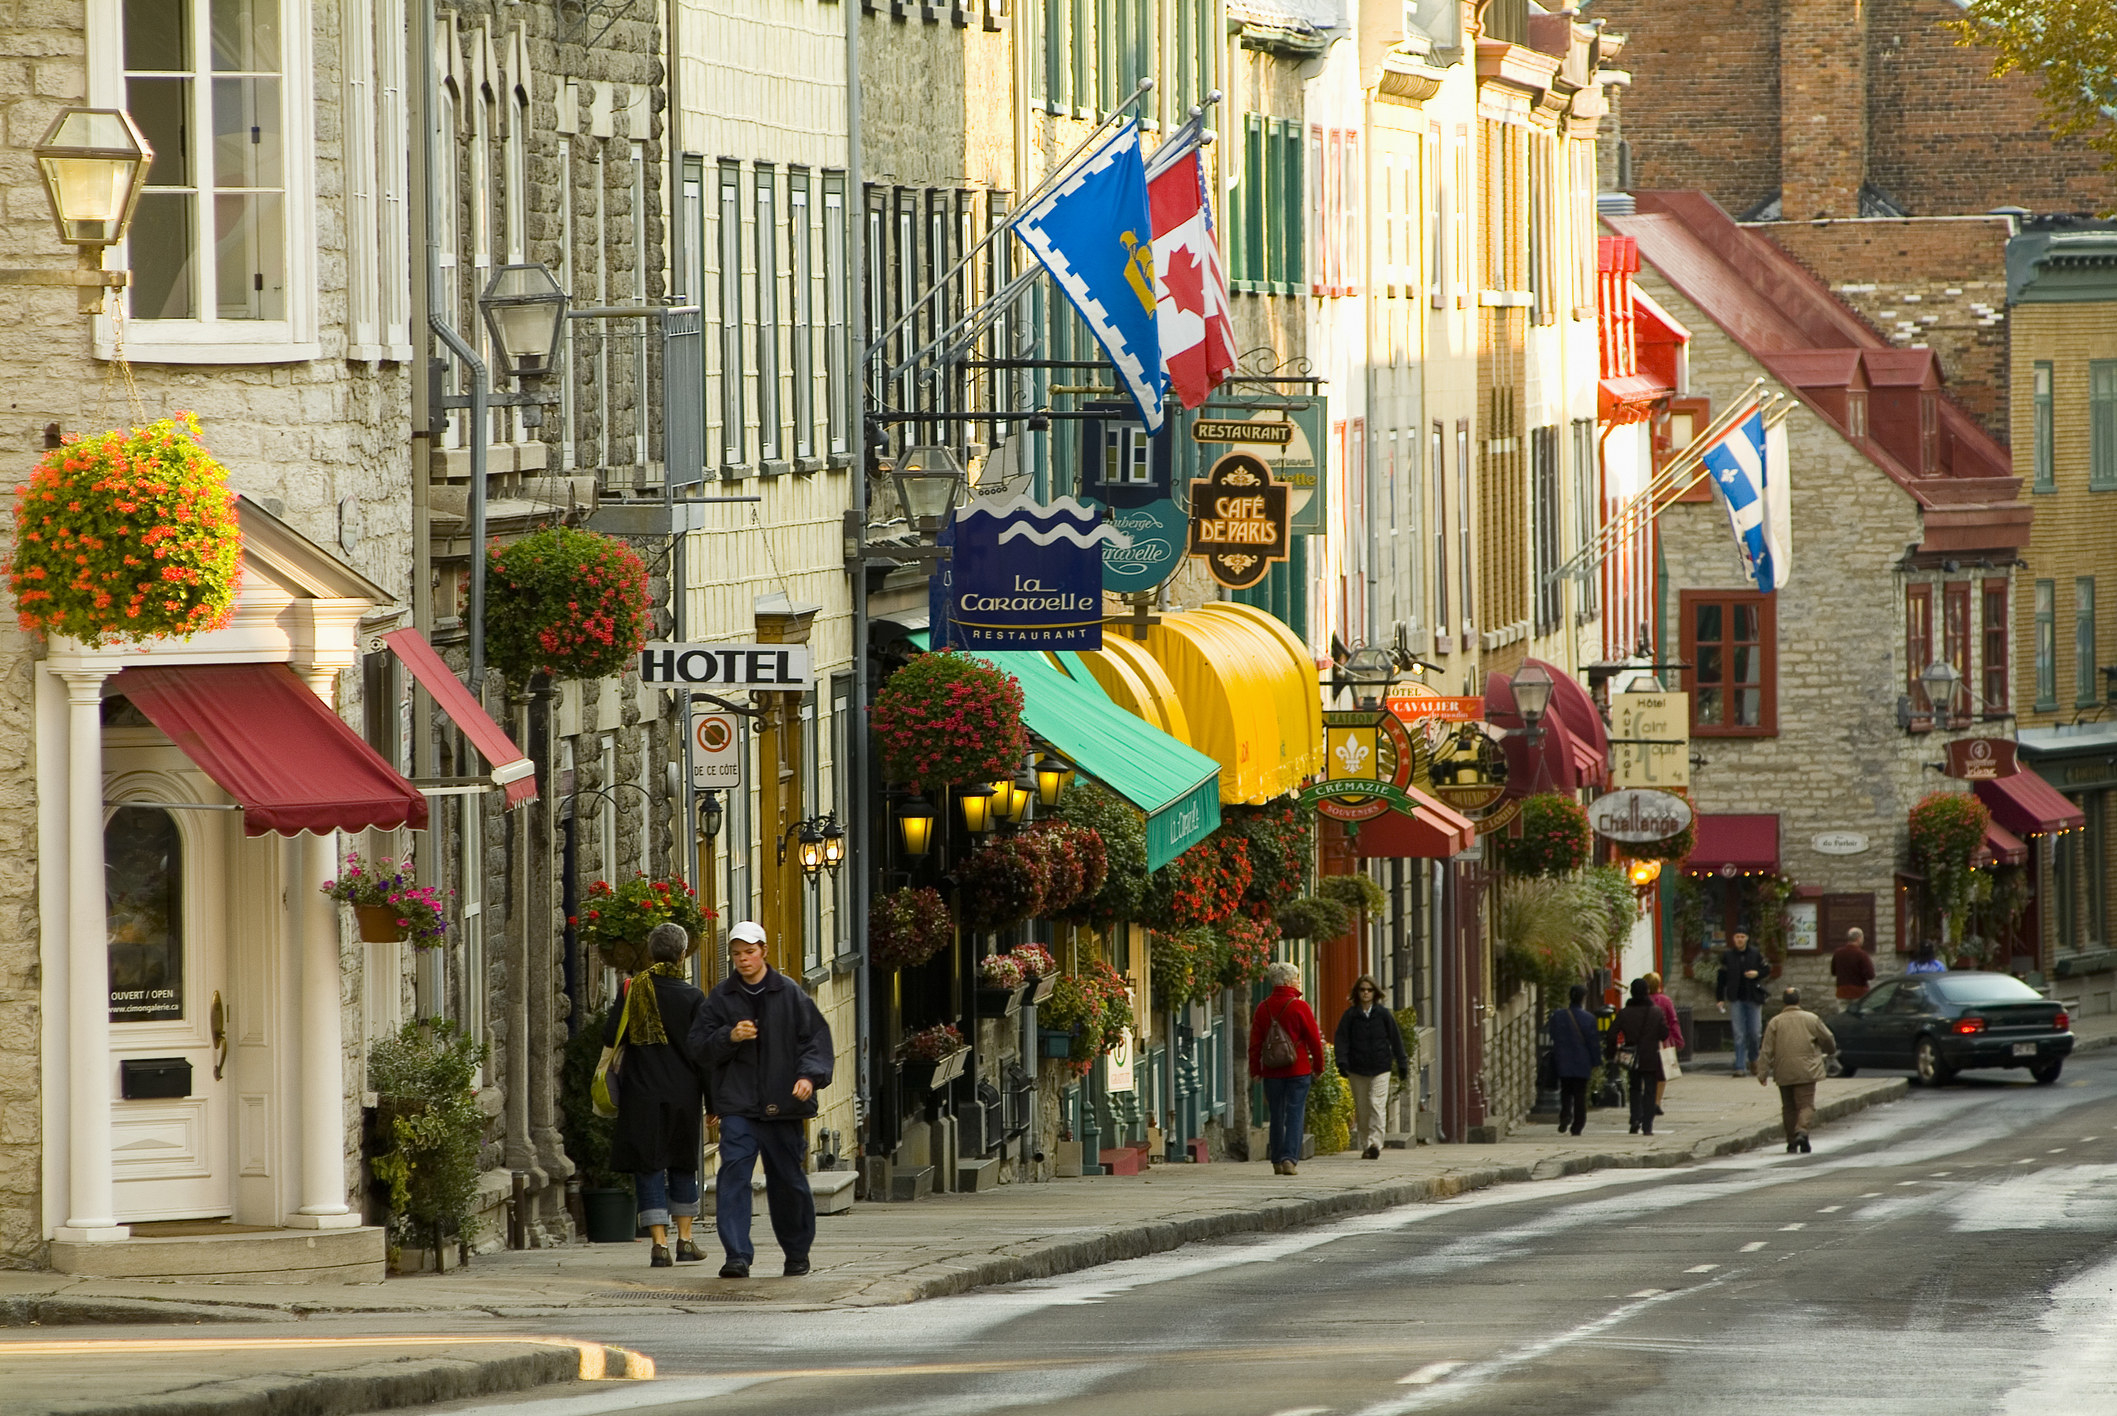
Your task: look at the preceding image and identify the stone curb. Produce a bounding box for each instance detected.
[852,1076,1912,1306]
[24,1344,652,1416]
[1,1295,297,1327]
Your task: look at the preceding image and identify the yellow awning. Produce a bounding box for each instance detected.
[1063,636,1193,745]
[1140,608,1323,805]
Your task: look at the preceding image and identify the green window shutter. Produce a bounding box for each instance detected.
[1263,118,1283,290]
[1279,121,1305,292]
[1241,113,1263,290]
[2092,361,2117,489]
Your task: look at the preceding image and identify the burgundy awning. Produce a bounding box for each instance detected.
[1975,767,2086,839]
[1974,819,2027,868]
[114,663,429,836]
[1487,667,1590,795]
[1351,787,1477,859]
[1533,658,1611,790]
[381,628,538,807]
[1685,813,1780,876]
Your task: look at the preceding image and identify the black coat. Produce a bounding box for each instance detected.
[1608,1000,1669,1079]
[1547,1006,1599,1079]
[690,966,834,1121]
[1717,946,1771,1005]
[1333,1003,1410,1078]
[602,973,710,1174]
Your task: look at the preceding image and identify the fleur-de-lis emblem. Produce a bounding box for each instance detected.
[1335,732,1371,778]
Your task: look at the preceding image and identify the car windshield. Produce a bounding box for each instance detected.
[1928,974,2043,1005]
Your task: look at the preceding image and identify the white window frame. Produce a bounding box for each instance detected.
[92,0,320,362]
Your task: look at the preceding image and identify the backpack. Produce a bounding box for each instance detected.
[1259,1001,1300,1071]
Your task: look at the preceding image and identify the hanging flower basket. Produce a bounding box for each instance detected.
[1493,793,1593,878]
[484,526,653,683]
[573,875,714,973]
[1055,780,1149,925]
[1910,790,1992,948]
[955,831,1058,934]
[10,412,242,646]
[322,854,452,948]
[867,651,1028,791]
[870,886,954,970]
[1139,833,1252,933]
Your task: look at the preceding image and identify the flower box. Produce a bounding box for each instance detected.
[1037,1029,1079,1060]
[976,984,1025,1018]
[904,1046,970,1092]
[355,903,409,943]
[1027,972,1059,1006]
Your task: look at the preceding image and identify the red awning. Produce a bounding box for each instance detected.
[114,663,429,837]
[1975,819,2027,868]
[1532,658,1611,789]
[1975,767,2086,838]
[1599,373,1669,426]
[1487,667,1594,795]
[382,628,537,808]
[1351,787,1477,859]
[1685,813,1779,875]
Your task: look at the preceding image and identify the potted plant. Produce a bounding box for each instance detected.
[1911,790,1992,953]
[870,886,954,970]
[867,651,1028,791]
[1055,780,1149,926]
[322,853,451,945]
[1493,793,1593,878]
[900,1022,969,1091]
[367,1020,489,1273]
[574,874,714,973]
[484,526,653,683]
[1011,942,1060,1004]
[1139,832,1251,933]
[10,412,243,646]
[559,1006,633,1243]
[955,830,1057,934]
[975,951,1027,1015]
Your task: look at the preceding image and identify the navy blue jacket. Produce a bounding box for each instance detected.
[1547,1006,1600,1079]
[689,966,834,1121]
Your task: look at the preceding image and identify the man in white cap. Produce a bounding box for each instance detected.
[690,921,833,1278]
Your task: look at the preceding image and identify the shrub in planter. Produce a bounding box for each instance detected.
[870,886,954,970]
[11,412,242,645]
[1493,793,1593,878]
[868,651,1028,791]
[575,875,714,973]
[901,1021,966,1063]
[1911,790,1991,949]
[368,1020,489,1271]
[558,1006,620,1190]
[323,853,451,946]
[1305,1045,1354,1155]
[484,526,652,683]
[955,831,1057,934]
[1494,875,1602,999]
[1055,781,1147,925]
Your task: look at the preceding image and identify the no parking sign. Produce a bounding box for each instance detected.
[688,707,742,789]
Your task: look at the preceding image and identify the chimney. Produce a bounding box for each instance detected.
[1778,0,1868,219]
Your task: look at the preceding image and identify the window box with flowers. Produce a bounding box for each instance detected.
[10,414,242,646]
[1010,942,1060,1004]
[484,527,653,684]
[900,1022,970,1091]
[975,952,1028,1015]
[867,651,1028,791]
[574,875,715,973]
[323,854,451,945]
[1037,959,1135,1076]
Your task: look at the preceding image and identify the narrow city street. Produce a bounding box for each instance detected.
[301,1051,2117,1416]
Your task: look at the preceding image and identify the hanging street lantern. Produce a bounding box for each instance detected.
[479,261,570,381]
[1035,752,1075,808]
[33,108,153,249]
[958,782,999,836]
[896,795,937,858]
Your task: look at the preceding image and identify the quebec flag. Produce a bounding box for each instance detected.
[1699,407,1792,593]
[1014,123,1168,433]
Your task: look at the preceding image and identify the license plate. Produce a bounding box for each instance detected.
[2012,1042,2038,1058]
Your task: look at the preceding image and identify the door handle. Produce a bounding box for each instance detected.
[210,991,227,1081]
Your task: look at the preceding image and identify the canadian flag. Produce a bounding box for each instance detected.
[1148,147,1237,411]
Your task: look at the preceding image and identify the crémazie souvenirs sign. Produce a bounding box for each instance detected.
[1300,708,1425,824]
[1186,452,1289,589]
[933,495,1126,651]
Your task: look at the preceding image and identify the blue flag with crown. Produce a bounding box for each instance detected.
[1014,123,1168,433]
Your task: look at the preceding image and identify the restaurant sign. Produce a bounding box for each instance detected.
[1940,737,2019,781]
[1186,453,1289,589]
[933,495,1125,651]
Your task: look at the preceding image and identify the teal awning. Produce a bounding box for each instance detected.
[902,633,1221,870]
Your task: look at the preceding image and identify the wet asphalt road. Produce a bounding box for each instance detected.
[415,1053,2117,1416]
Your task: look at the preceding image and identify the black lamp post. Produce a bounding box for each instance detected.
[1511,662,1555,743]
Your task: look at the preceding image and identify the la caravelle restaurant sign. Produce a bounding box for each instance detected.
[932,495,1127,651]
[1186,453,1289,589]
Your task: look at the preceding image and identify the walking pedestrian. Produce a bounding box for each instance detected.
[1715,931,1769,1076]
[690,921,834,1279]
[1548,983,1599,1137]
[1756,986,1837,1154]
[1905,942,1948,975]
[1332,975,1409,1160]
[1248,961,1327,1175]
[604,922,711,1267]
[1831,927,1877,1001]
[1644,971,1684,1115]
[1607,978,1668,1136]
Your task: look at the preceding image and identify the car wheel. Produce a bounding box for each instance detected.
[2031,1061,2064,1085]
[1914,1037,1955,1087]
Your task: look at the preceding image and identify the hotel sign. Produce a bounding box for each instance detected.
[642,643,813,688]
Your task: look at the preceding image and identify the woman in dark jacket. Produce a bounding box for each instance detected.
[1606,977,1669,1136]
[1333,975,1409,1160]
[602,922,710,1266]
[1248,961,1328,1175]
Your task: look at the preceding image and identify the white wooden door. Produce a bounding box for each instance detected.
[106,748,233,1222]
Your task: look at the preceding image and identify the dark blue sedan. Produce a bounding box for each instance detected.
[1831,971,2073,1086]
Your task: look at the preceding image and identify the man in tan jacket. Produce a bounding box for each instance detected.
[1756,987,1837,1154]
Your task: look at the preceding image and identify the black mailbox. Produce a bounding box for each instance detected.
[120,1057,193,1100]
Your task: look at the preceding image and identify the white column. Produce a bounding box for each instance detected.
[55,669,126,1242]
[288,664,360,1228]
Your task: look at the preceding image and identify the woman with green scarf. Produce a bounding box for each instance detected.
[600,922,711,1266]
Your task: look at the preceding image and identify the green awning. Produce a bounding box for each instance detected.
[901,632,1221,870]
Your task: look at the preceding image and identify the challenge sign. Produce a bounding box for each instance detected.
[1588,788,1694,845]
[935,495,1125,651]
[1186,453,1289,589]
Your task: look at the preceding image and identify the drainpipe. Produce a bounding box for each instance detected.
[845,0,872,1154]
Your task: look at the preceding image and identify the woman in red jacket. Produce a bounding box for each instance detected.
[1248,961,1329,1174]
